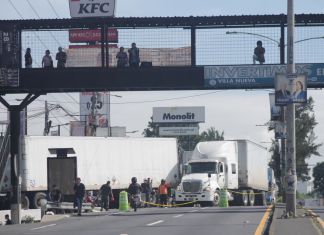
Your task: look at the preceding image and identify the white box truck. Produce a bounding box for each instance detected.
[175,140,271,206]
[0,136,179,209]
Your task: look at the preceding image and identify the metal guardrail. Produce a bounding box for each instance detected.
[0,125,10,188]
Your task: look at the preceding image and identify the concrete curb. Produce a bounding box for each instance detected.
[306,209,324,233]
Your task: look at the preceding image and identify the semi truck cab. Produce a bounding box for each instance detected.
[175,159,226,206]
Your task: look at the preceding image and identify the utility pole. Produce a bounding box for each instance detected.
[43,101,49,136]
[286,0,297,216]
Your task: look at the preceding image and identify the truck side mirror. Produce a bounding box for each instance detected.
[208,173,211,178]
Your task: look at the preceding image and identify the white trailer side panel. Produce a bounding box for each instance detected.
[22,136,178,191]
[237,140,269,191]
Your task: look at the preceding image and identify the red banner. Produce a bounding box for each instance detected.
[69,28,118,43]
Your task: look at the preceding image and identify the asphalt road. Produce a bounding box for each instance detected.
[0,206,269,235]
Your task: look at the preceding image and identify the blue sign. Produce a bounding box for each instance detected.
[204,63,324,89]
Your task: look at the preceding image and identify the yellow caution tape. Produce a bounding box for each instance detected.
[140,200,195,207]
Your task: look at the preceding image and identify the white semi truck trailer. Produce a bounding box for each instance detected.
[0,136,179,209]
[175,140,271,206]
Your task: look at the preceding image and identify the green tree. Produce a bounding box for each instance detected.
[313,162,324,197]
[142,117,224,150]
[269,97,322,183]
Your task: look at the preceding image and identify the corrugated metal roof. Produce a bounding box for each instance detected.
[0,14,324,30]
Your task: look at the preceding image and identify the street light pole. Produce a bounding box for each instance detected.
[286,0,297,216]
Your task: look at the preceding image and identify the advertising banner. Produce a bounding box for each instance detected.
[70,121,86,136]
[159,126,199,136]
[0,28,19,87]
[275,73,307,105]
[153,106,205,123]
[69,0,115,18]
[69,28,118,43]
[80,92,110,134]
[204,64,324,89]
[269,93,281,121]
[274,122,287,140]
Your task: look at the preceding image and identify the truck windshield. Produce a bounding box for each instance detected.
[189,162,217,174]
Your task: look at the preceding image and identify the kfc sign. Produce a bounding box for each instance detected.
[69,29,118,43]
[69,0,115,18]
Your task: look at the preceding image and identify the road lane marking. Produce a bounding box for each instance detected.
[190,209,198,213]
[254,205,273,235]
[173,214,184,218]
[30,224,56,230]
[201,207,208,210]
[147,220,164,226]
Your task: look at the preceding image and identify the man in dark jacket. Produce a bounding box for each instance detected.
[74,177,85,216]
[141,179,151,207]
[128,177,142,211]
[100,181,113,211]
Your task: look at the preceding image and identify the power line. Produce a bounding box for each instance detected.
[47,0,60,18]
[26,0,61,47]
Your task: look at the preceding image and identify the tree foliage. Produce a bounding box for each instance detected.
[142,117,224,150]
[269,97,322,183]
[313,162,324,197]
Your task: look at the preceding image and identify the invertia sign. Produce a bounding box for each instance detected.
[69,0,116,18]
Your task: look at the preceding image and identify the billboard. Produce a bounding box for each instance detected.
[159,126,199,136]
[269,93,281,121]
[0,28,19,87]
[80,92,110,135]
[204,64,324,89]
[69,0,115,18]
[153,106,205,123]
[275,73,307,105]
[69,28,118,43]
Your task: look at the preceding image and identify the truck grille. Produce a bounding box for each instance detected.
[182,181,201,193]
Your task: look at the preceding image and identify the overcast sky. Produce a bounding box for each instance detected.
[1,0,324,167]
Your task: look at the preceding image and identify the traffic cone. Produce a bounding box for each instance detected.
[219,188,229,207]
[119,191,129,211]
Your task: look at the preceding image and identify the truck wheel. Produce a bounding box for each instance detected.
[21,194,30,209]
[248,190,255,206]
[213,190,220,206]
[33,192,47,209]
[242,190,248,206]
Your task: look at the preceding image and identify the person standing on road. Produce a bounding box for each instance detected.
[253,40,265,65]
[100,181,113,211]
[56,47,67,68]
[158,179,169,207]
[42,50,53,68]
[73,177,85,216]
[141,179,151,207]
[128,43,140,68]
[128,177,142,212]
[24,48,32,68]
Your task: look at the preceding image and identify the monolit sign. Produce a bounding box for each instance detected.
[69,0,116,18]
[153,107,205,123]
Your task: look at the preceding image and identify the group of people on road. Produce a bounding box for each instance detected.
[128,177,172,212]
[24,47,67,68]
[48,175,173,216]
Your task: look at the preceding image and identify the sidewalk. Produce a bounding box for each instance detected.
[270,204,323,235]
